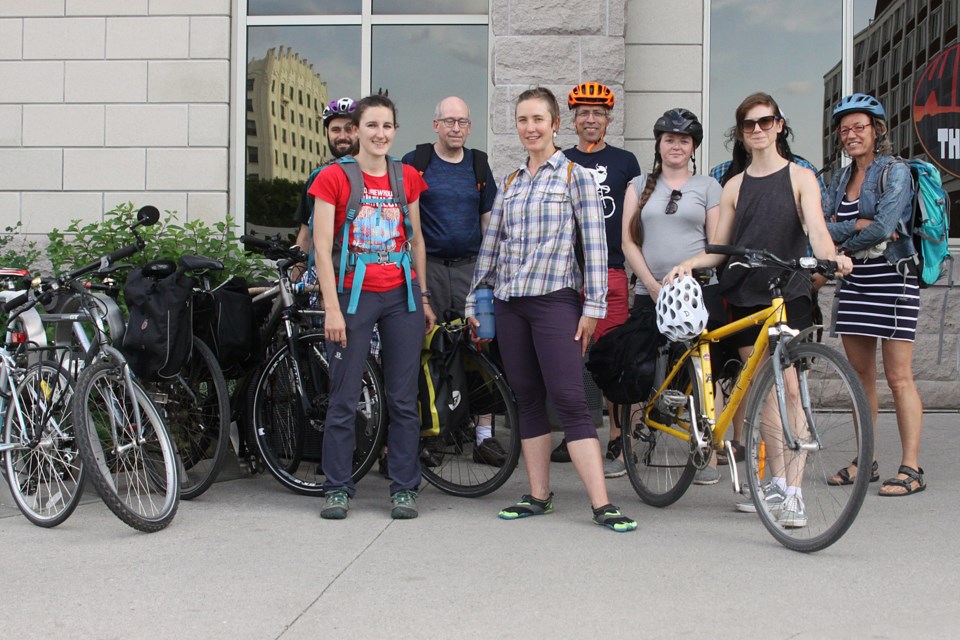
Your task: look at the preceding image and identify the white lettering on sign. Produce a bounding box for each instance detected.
[938,128,960,160]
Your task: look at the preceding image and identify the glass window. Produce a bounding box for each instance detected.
[372,24,488,154]
[246,119,256,135]
[249,146,259,163]
[708,1,842,172]
[246,78,254,91]
[372,0,489,14]
[248,1,360,16]
[246,98,254,112]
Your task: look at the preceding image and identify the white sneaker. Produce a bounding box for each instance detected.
[777,495,807,528]
[736,482,786,514]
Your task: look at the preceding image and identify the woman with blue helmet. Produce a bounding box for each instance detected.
[824,93,926,496]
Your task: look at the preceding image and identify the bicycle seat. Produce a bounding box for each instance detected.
[179,255,224,273]
[142,259,177,278]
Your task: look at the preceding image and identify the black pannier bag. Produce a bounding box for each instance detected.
[586,303,663,405]
[197,275,259,377]
[121,265,194,381]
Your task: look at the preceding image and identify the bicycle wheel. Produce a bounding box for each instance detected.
[743,341,872,553]
[420,344,520,498]
[72,361,180,532]
[150,338,230,500]
[623,353,698,507]
[250,333,386,496]
[3,361,84,528]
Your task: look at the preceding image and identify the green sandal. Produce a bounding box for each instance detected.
[499,493,554,520]
[592,504,638,532]
[879,465,926,497]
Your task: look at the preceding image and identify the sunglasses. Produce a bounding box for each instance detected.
[740,115,781,132]
[665,189,683,215]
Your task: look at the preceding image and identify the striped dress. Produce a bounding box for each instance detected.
[834,198,920,341]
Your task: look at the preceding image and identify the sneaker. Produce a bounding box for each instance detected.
[390,489,418,519]
[499,493,554,519]
[473,437,507,467]
[777,495,807,528]
[735,482,786,514]
[605,438,622,461]
[604,457,626,478]
[693,466,721,485]
[592,504,638,532]
[551,438,571,463]
[320,489,350,520]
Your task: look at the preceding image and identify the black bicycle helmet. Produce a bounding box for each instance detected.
[653,108,704,148]
[832,93,886,125]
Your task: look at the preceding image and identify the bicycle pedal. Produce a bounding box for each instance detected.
[659,389,687,409]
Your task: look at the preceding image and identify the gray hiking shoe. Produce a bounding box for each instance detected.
[604,457,626,478]
[693,466,721,485]
[736,482,786,514]
[390,489,419,519]
[320,489,350,520]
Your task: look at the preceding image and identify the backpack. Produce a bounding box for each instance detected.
[332,156,416,315]
[410,143,491,193]
[880,157,954,288]
[418,322,471,439]
[586,303,663,405]
[196,275,260,378]
[121,266,194,381]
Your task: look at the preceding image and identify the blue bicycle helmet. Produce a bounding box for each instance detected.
[832,93,886,125]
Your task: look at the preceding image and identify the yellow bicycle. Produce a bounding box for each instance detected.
[622,245,873,552]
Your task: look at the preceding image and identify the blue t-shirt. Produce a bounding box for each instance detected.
[401,146,497,259]
[563,144,641,270]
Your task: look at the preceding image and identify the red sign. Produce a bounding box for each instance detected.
[913,43,960,178]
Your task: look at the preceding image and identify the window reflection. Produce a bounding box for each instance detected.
[245,26,360,237]
[247,0,359,16]
[371,24,488,156]
[372,0,489,14]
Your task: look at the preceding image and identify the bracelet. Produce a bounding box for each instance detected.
[421,289,432,299]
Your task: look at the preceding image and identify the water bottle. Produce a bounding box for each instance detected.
[474,285,496,340]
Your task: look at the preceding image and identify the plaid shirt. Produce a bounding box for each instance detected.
[466,150,608,318]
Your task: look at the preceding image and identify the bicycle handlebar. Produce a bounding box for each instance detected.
[706,244,838,278]
[241,235,307,264]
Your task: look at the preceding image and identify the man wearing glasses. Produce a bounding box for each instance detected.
[402,96,506,467]
[553,82,641,476]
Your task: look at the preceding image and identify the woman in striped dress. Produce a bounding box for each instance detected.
[824,93,926,496]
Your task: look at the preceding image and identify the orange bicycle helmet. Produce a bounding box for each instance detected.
[567,82,614,110]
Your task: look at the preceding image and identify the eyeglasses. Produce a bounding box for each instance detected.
[575,108,608,119]
[665,189,683,215]
[437,117,471,128]
[740,115,780,132]
[839,122,872,137]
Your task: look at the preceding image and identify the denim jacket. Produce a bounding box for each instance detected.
[824,154,916,264]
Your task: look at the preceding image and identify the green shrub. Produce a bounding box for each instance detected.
[0,222,40,272]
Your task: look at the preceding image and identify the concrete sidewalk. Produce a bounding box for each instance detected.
[2,412,958,639]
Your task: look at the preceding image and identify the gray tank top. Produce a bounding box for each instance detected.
[719,164,811,307]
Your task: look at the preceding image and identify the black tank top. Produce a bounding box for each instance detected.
[719,163,811,307]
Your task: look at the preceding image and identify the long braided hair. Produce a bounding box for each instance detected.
[628,147,663,248]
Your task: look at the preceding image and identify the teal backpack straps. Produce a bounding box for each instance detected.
[386,156,416,312]
[333,157,365,296]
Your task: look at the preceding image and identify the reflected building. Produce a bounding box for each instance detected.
[246,46,330,182]
[822,0,959,204]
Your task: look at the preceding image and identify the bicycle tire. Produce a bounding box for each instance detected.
[72,361,180,532]
[3,361,84,528]
[623,355,698,507]
[250,333,386,496]
[742,341,872,553]
[420,343,520,498]
[149,337,230,500]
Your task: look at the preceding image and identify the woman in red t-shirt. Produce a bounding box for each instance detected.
[310,94,435,520]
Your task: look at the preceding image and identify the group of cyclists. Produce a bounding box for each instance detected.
[294,81,927,531]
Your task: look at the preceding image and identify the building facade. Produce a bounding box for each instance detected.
[0,0,956,406]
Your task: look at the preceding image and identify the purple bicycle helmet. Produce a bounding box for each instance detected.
[322,97,357,126]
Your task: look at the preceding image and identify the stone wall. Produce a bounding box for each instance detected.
[489,0,627,180]
[0,0,232,236]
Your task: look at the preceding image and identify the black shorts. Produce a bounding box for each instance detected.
[726,297,813,350]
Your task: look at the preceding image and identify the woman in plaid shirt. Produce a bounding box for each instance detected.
[465,87,638,532]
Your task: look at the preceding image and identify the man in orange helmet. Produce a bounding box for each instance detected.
[552,82,641,478]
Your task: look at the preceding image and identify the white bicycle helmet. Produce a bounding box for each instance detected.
[656,275,709,342]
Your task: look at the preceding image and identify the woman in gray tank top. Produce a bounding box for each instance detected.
[665,92,852,528]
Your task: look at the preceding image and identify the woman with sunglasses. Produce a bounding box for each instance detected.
[667,92,851,527]
[823,93,924,496]
[620,108,727,484]
[465,87,637,532]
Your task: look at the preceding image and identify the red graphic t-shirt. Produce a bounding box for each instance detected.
[310,162,427,291]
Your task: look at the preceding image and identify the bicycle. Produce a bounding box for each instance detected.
[239,235,387,496]
[43,206,181,532]
[622,245,873,552]
[0,284,84,528]
[417,320,520,497]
